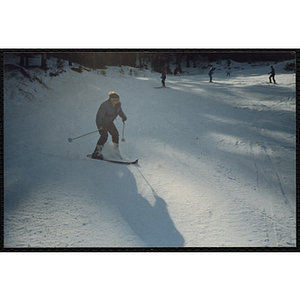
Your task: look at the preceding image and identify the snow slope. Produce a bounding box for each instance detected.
[3,57,296,248]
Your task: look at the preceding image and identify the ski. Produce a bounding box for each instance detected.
[87,154,138,165]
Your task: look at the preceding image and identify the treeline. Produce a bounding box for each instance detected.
[6,50,295,72]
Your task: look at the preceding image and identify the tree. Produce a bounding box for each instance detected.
[19,53,30,68]
[41,53,48,70]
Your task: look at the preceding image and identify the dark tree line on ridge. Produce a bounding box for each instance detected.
[6,50,295,73]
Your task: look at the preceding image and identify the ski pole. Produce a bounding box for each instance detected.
[121,122,125,142]
[68,129,99,143]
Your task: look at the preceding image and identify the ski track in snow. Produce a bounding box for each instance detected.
[3,58,296,248]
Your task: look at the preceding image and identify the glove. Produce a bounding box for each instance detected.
[122,115,127,122]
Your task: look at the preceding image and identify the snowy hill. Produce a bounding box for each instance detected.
[3,57,296,248]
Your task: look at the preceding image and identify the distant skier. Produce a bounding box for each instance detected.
[174,66,181,75]
[161,68,166,87]
[208,67,214,82]
[268,66,276,84]
[91,92,127,159]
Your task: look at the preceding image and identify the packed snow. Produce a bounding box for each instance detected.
[3,56,296,248]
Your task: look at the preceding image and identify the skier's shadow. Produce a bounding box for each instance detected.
[104,164,185,247]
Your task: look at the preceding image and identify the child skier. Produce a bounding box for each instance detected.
[92,92,127,159]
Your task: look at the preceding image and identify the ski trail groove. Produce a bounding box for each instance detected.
[262,143,291,208]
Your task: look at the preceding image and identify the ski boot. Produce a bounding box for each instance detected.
[113,143,122,159]
[91,145,103,160]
